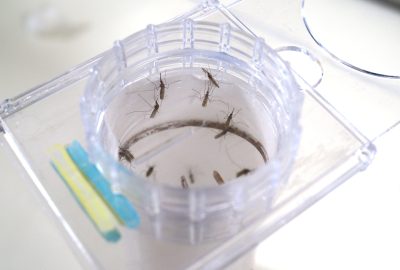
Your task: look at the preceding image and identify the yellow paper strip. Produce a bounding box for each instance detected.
[50,145,120,242]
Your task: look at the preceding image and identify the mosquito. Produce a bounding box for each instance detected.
[147,72,180,100]
[118,145,134,163]
[202,82,214,107]
[128,94,160,118]
[191,80,215,108]
[181,176,189,189]
[224,108,235,127]
[215,108,239,139]
[146,166,155,177]
[236,168,252,177]
[189,169,195,184]
[213,170,224,185]
[157,73,166,100]
[146,72,166,100]
[150,100,160,118]
[202,67,220,88]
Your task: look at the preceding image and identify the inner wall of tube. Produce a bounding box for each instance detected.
[99,61,278,188]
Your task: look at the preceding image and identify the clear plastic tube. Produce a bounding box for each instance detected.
[81,19,303,243]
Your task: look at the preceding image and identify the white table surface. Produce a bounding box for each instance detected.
[1,1,399,269]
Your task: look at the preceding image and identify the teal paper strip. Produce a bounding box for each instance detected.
[66,140,140,228]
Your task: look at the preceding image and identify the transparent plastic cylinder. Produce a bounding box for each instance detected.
[81,19,303,247]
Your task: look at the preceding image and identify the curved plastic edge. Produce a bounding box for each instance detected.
[301,0,400,80]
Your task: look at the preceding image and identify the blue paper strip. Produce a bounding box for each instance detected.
[66,140,140,228]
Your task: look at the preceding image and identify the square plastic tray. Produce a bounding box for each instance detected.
[0,1,381,269]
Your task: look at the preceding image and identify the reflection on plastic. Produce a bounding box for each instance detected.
[275,45,323,88]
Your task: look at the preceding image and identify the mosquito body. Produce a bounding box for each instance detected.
[150,100,160,118]
[224,108,235,127]
[202,67,220,88]
[202,85,212,107]
[213,170,224,185]
[118,146,134,163]
[146,166,155,177]
[149,72,179,100]
[181,176,189,189]
[128,94,160,119]
[236,168,252,177]
[189,170,195,184]
[158,73,166,100]
[215,108,237,139]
